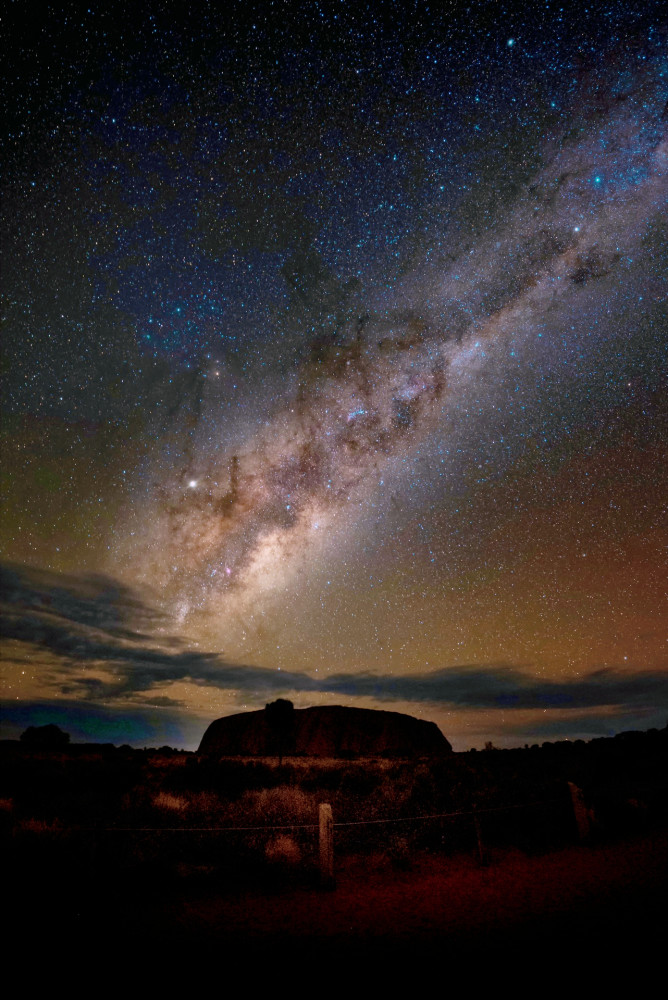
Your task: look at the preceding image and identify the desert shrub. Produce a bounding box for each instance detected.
[385,834,412,870]
[153,792,189,813]
[18,817,62,835]
[336,765,379,798]
[405,763,441,811]
[169,757,282,798]
[234,785,316,826]
[186,790,226,820]
[265,834,302,866]
[360,768,416,819]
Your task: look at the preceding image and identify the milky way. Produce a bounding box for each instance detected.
[2,3,667,747]
[123,51,666,636]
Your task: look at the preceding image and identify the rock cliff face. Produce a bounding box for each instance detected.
[198,704,452,757]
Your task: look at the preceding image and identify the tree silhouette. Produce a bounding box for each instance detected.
[20,724,70,750]
[265,699,295,764]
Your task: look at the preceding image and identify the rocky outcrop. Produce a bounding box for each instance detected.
[198,704,452,757]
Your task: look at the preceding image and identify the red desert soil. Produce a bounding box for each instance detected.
[147,826,667,952]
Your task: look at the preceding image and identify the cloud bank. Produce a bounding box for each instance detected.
[2,562,666,716]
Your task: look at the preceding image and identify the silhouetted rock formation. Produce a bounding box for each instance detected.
[198,704,452,757]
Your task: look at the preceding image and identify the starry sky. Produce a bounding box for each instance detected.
[1,0,667,750]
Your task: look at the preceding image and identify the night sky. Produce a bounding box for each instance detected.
[2,0,666,749]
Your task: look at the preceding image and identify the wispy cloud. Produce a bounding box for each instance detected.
[0,561,315,702]
[2,562,667,715]
[323,665,668,710]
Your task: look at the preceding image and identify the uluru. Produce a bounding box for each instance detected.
[198,701,452,757]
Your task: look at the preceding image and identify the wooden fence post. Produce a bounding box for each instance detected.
[473,807,487,865]
[568,782,592,841]
[319,802,335,889]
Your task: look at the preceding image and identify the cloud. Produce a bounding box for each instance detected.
[2,562,667,717]
[502,708,668,742]
[323,664,668,711]
[0,561,165,642]
[0,561,317,701]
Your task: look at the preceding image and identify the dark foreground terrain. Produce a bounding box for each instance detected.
[3,726,667,977]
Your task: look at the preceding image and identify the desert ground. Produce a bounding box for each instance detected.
[3,730,667,976]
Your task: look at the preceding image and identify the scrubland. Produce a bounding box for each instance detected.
[2,729,667,967]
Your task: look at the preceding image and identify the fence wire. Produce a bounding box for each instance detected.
[88,798,563,834]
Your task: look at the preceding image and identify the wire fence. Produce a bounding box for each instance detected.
[67,790,580,886]
[8,784,591,892]
[85,797,563,834]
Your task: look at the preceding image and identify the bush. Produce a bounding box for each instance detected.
[20,725,70,750]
